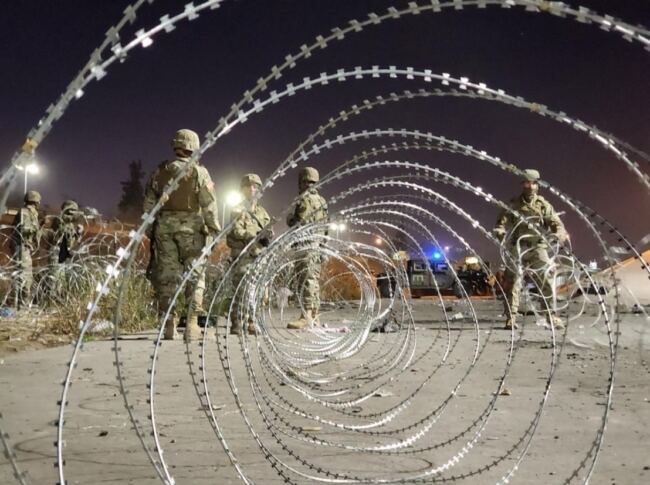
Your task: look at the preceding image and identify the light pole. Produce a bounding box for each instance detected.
[223,190,243,226]
[16,162,39,194]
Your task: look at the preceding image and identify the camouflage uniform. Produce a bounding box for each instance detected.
[46,200,83,299]
[286,167,328,329]
[494,169,568,329]
[143,129,220,340]
[226,174,271,334]
[11,191,41,309]
[49,200,82,266]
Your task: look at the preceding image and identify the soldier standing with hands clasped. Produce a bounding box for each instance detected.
[226,173,272,335]
[286,167,328,330]
[11,190,42,309]
[493,169,569,330]
[143,129,220,341]
[49,199,83,267]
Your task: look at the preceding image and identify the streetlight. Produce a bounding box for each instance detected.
[375,237,382,245]
[337,222,347,239]
[16,161,40,194]
[222,190,243,226]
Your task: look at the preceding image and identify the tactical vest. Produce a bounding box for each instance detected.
[510,197,547,246]
[155,161,200,212]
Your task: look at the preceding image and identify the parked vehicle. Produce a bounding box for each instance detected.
[377,258,491,298]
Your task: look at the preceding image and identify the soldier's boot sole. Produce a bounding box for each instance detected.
[547,316,565,330]
[287,318,308,330]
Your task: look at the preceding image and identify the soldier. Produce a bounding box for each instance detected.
[49,200,83,266]
[493,169,569,330]
[143,129,220,341]
[286,167,328,329]
[11,190,42,309]
[226,173,272,335]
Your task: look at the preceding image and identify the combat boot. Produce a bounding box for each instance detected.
[287,313,309,330]
[163,316,178,340]
[504,317,518,330]
[184,314,202,342]
[247,320,257,335]
[546,314,565,330]
[230,320,242,335]
[310,308,321,327]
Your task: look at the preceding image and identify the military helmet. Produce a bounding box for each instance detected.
[522,169,540,182]
[171,129,200,152]
[61,200,79,212]
[241,173,262,187]
[300,167,319,184]
[24,190,41,204]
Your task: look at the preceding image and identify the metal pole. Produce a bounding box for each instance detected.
[24,170,27,195]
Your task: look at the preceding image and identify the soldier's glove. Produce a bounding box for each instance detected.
[493,229,506,244]
[259,228,272,247]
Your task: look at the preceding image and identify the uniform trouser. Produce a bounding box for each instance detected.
[47,252,67,296]
[294,251,322,312]
[13,248,33,309]
[503,245,555,317]
[230,255,255,329]
[47,262,63,300]
[152,229,206,318]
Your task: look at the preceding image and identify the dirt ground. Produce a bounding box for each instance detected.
[0,300,648,484]
[0,311,74,356]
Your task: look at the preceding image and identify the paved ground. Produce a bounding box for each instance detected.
[0,300,648,484]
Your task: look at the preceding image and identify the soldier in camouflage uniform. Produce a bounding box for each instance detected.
[494,169,569,330]
[143,129,220,341]
[286,167,328,329]
[46,200,83,298]
[11,190,42,309]
[226,173,272,335]
[48,200,83,266]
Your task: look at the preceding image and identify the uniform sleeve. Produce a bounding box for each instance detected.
[294,197,309,224]
[543,200,568,242]
[228,209,252,242]
[286,202,298,227]
[493,205,511,237]
[9,211,21,250]
[142,168,159,215]
[287,195,306,227]
[259,207,273,237]
[196,166,221,233]
[33,210,42,245]
[319,195,329,222]
[260,207,271,226]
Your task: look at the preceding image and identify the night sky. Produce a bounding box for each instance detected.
[1,0,649,261]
